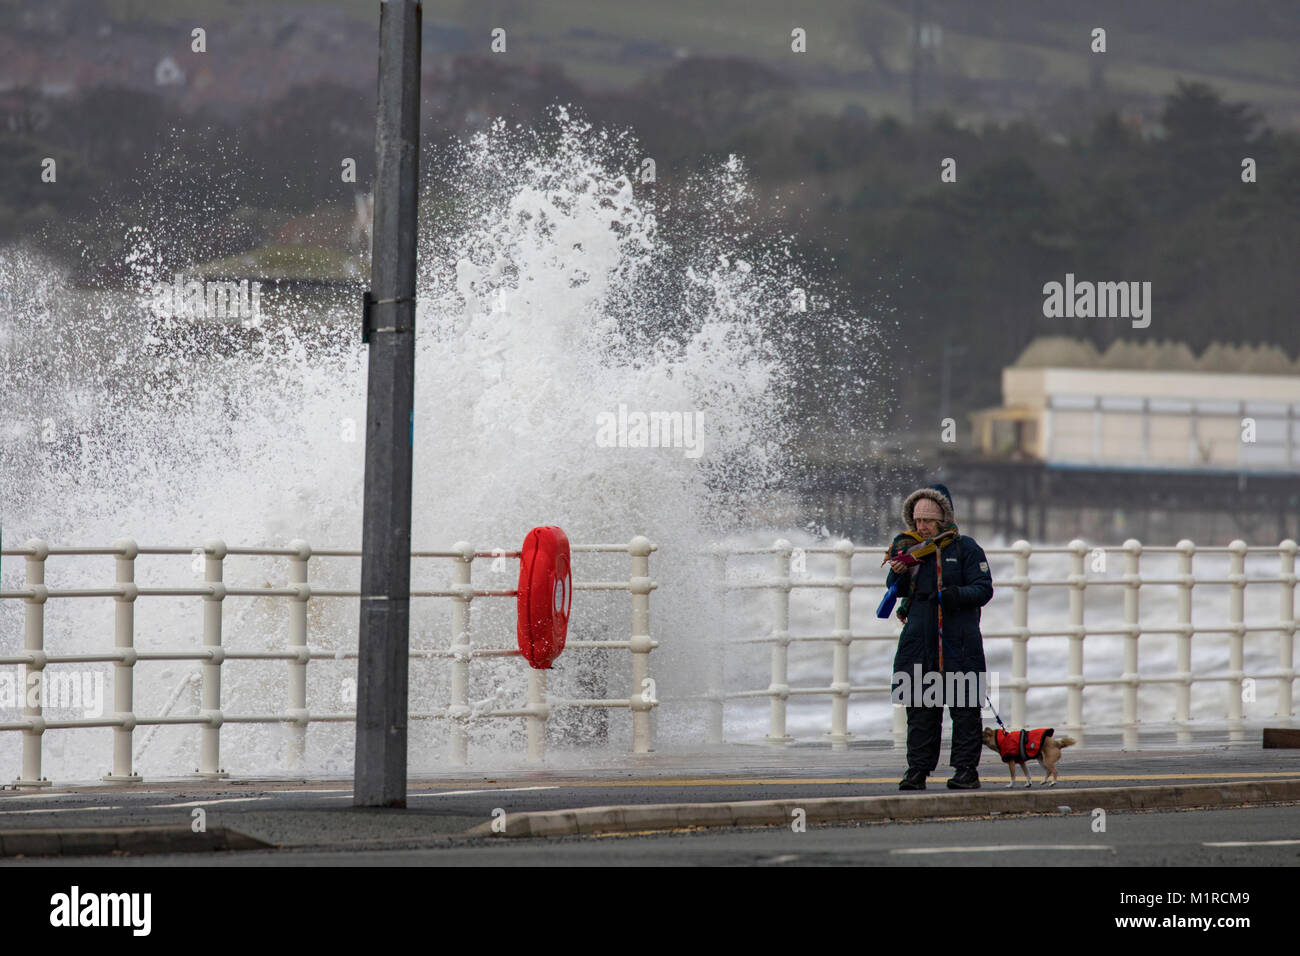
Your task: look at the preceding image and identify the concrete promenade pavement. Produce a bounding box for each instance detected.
[2,732,1298,857]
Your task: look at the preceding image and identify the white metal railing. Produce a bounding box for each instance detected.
[709,538,1298,749]
[0,536,658,786]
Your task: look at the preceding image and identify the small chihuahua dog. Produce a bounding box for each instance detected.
[982,727,1076,787]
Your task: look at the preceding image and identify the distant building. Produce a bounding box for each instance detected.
[971,337,1300,474]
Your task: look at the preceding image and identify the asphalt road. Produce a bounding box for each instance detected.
[3,741,1297,865]
[7,804,1297,867]
[3,767,1299,836]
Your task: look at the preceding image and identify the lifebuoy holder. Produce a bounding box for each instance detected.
[516,526,572,669]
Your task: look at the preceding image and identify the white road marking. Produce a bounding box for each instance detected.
[411,786,561,797]
[0,805,127,815]
[891,844,1112,854]
[1203,839,1300,847]
[151,797,276,808]
[0,793,87,802]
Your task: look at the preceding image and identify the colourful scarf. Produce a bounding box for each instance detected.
[883,527,958,565]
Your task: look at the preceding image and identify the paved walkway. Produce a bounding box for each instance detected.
[2,731,1297,854]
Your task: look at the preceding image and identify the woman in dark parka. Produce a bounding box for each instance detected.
[886,484,993,790]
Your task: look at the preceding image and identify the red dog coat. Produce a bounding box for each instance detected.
[994,728,1054,762]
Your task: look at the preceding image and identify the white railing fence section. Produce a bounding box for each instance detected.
[711,539,1298,749]
[0,537,658,787]
[5,533,1295,784]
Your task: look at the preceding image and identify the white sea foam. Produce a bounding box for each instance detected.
[0,110,874,779]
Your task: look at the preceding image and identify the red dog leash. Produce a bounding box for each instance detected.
[935,549,944,672]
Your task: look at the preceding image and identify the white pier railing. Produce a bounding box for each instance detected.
[0,537,658,787]
[709,539,1297,749]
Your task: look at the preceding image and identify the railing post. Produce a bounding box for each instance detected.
[829,539,853,750]
[198,539,228,778]
[1010,540,1032,732]
[1227,539,1247,740]
[765,540,793,743]
[17,539,49,788]
[449,542,474,765]
[1121,539,1142,749]
[106,538,141,783]
[627,535,656,753]
[1175,539,1195,743]
[526,670,547,763]
[1066,538,1087,746]
[707,547,727,744]
[1278,540,1297,723]
[287,539,311,769]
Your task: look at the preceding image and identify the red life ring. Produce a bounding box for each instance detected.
[516,526,572,669]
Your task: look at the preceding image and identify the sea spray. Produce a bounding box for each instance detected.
[0,108,875,777]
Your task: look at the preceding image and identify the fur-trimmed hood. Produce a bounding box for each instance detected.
[902,486,955,531]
